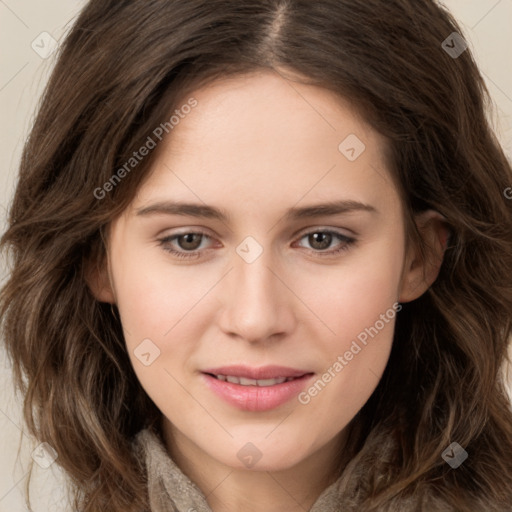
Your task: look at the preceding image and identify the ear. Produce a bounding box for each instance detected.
[84,252,116,304]
[398,209,451,303]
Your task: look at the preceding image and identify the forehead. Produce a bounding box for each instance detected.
[129,70,399,221]
[170,69,378,150]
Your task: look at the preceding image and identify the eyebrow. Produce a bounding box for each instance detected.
[135,199,378,222]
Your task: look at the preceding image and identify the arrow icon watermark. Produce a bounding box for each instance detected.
[134,338,161,366]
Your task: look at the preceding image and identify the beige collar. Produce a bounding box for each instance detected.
[133,427,347,512]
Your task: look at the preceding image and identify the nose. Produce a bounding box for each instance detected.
[216,249,296,344]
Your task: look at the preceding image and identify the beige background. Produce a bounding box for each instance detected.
[1,1,511,510]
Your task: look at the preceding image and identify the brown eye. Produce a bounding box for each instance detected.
[176,233,204,251]
[158,231,213,260]
[295,230,356,257]
[307,232,333,250]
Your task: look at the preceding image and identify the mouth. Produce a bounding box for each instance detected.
[200,365,315,412]
[201,364,311,380]
[204,374,301,387]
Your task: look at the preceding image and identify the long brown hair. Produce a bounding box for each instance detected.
[1,0,512,510]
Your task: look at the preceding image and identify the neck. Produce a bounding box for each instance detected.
[161,419,347,512]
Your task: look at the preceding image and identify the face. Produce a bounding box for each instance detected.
[91,69,444,473]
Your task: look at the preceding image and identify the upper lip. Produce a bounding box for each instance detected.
[202,365,312,380]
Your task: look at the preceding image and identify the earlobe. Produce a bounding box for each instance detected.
[398,210,451,303]
[84,254,116,304]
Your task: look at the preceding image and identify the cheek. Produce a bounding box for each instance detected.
[111,246,213,345]
[111,253,201,404]
[297,235,403,342]
[296,303,396,447]
[294,239,402,420]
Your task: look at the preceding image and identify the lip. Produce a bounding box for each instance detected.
[201,366,315,412]
[201,365,310,380]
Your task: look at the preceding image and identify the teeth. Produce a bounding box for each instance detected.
[239,377,258,386]
[214,375,295,386]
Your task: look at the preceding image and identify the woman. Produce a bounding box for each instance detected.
[1,1,512,510]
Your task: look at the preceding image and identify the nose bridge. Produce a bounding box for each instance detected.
[235,250,277,304]
[217,243,294,342]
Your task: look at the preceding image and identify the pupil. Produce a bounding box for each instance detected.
[310,233,331,250]
[180,234,201,250]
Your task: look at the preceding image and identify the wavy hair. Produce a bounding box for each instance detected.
[1,0,512,510]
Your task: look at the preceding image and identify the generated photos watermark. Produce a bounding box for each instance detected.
[441,32,468,59]
[31,442,58,469]
[237,442,263,469]
[441,442,468,469]
[93,97,198,200]
[298,302,402,405]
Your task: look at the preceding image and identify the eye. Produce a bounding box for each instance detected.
[294,229,356,257]
[158,228,356,260]
[158,231,214,260]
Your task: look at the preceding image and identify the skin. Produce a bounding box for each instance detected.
[88,69,448,512]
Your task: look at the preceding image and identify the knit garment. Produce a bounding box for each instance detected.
[132,427,346,512]
[132,426,508,511]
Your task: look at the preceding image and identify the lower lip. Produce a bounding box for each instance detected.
[201,373,314,412]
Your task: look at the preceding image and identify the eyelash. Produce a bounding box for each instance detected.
[157,229,356,260]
